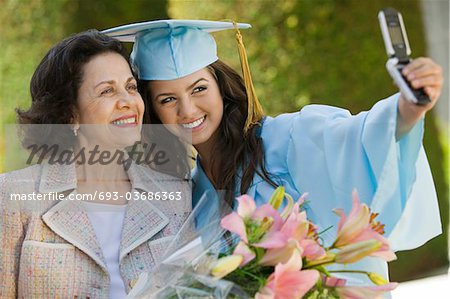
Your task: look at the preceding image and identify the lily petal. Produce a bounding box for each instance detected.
[259,239,302,266]
[253,204,284,232]
[254,231,287,249]
[300,239,327,260]
[233,241,256,266]
[211,255,243,279]
[236,194,257,219]
[281,207,309,241]
[277,246,303,272]
[335,240,382,264]
[336,282,398,299]
[220,212,248,243]
[264,265,319,299]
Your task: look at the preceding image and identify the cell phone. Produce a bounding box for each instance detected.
[378,8,431,105]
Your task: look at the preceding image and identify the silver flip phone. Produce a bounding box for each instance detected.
[378,8,431,105]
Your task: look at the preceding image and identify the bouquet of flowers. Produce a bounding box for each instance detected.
[127,187,398,299]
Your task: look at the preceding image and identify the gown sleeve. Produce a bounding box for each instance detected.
[261,93,441,251]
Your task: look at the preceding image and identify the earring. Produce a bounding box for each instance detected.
[73,125,79,137]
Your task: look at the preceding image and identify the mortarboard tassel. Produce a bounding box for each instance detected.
[233,22,265,135]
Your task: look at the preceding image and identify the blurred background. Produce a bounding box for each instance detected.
[1,0,448,285]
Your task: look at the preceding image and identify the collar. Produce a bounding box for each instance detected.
[38,156,161,194]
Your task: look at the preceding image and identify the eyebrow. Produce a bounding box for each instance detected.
[186,78,209,92]
[94,77,135,89]
[94,80,114,89]
[154,78,209,100]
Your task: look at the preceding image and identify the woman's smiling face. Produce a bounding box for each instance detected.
[76,52,144,148]
[149,67,224,148]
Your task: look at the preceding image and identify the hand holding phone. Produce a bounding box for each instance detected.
[378,8,431,105]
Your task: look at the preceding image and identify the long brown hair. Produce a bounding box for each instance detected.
[141,60,277,205]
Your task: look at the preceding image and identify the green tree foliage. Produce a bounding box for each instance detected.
[1,0,69,169]
[169,0,448,281]
[1,0,68,123]
[63,0,168,34]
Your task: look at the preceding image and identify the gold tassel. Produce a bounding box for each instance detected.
[233,21,264,135]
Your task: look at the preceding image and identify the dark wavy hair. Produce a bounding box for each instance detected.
[140,59,277,205]
[16,29,131,149]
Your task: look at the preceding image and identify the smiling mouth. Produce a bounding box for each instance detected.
[111,115,138,126]
[181,116,206,129]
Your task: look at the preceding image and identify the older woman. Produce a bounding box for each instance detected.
[0,30,191,298]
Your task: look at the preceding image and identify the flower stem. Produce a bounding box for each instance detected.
[241,269,263,281]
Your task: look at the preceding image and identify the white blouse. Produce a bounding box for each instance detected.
[83,202,127,299]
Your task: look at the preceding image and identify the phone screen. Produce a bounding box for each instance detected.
[388,24,404,46]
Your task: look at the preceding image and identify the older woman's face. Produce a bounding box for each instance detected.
[76,52,144,148]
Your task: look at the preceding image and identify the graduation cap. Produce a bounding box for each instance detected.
[102,19,264,134]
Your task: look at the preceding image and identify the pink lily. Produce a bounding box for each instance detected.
[255,202,326,262]
[335,282,398,299]
[335,239,383,264]
[259,239,302,266]
[332,191,396,262]
[300,239,327,260]
[324,275,397,299]
[221,195,283,244]
[299,220,327,261]
[253,204,305,249]
[256,249,319,299]
[324,274,397,299]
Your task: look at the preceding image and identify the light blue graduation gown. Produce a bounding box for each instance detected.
[192,94,441,290]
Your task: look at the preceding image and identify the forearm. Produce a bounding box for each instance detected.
[396,95,425,140]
